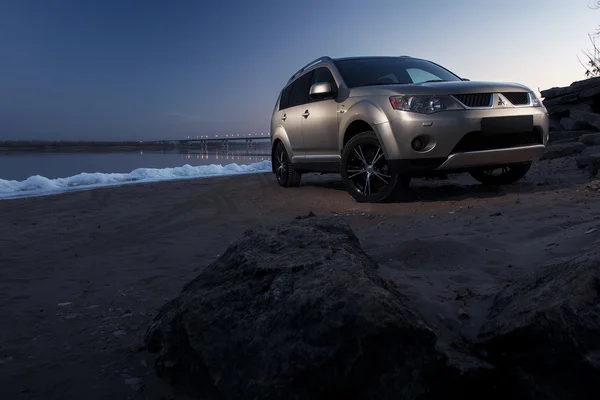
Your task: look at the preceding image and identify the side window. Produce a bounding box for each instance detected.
[288,71,313,108]
[311,67,338,99]
[279,83,294,110]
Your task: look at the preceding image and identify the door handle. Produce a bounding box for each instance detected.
[281,114,287,121]
[302,110,310,118]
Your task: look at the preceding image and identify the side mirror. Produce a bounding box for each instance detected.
[309,82,333,99]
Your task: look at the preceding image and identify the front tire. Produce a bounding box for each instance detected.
[340,131,398,203]
[469,162,532,185]
[274,142,301,187]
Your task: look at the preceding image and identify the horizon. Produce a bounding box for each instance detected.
[0,0,598,141]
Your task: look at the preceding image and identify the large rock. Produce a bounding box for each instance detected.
[581,146,600,176]
[541,77,600,99]
[477,243,600,399]
[571,109,600,130]
[548,117,563,132]
[144,216,451,400]
[543,93,579,108]
[547,102,592,117]
[548,130,593,143]
[541,142,585,160]
[575,154,599,169]
[560,117,592,131]
[580,132,600,146]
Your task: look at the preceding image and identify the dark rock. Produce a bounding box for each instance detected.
[548,130,592,143]
[543,92,580,108]
[580,85,600,99]
[580,132,600,146]
[541,76,600,100]
[294,211,316,220]
[551,138,579,145]
[580,147,600,176]
[548,118,563,131]
[575,155,596,169]
[144,216,453,400]
[571,110,600,130]
[560,117,593,131]
[477,243,600,399]
[541,142,585,160]
[547,102,592,117]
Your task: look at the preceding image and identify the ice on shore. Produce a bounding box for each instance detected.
[0,160,272,199]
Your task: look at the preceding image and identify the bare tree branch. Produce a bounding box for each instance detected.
[580,34,600,77]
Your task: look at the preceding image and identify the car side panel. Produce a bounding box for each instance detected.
[301,98,339,157]
[271,99,302,164]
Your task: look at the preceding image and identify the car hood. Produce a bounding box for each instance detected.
[348,81,532,97]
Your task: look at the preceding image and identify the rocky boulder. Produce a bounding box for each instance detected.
[560,117,592,131]
[541,76,600,99]
[571,110,600,131]
[549,130,594,143]
[477,243,600,399]
[541,142,585,160]
[542,78,600,130]
[143,216,451,400]
[580,132,600,146]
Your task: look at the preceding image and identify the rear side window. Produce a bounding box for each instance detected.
[288,71,313,108]
[279,83,294,110]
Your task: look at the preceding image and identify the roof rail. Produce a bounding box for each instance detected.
[287,56,332,83]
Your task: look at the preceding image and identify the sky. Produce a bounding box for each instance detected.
[0,0,598,141]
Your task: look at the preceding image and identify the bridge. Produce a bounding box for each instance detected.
[178,136,270,149]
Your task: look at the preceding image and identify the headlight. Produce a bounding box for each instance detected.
[389,95,464,114]
[529,92,544,108]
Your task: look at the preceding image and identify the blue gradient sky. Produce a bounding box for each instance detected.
[0,0,597,140]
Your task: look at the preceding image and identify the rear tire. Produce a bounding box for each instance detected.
[469,162,532,185]
[340,131,398,203]
[274,142,301,187]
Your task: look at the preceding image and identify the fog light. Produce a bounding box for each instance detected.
[411,137,425,151]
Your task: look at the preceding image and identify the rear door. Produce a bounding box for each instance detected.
[301,67,339,158]
[283,71,314,157]
[275,81,302,157]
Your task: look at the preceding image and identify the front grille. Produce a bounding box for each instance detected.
[453,93,492,108]
[502,92,530,105]
[451,130,543,153]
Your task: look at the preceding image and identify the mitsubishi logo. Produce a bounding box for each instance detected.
[497,95,507,106]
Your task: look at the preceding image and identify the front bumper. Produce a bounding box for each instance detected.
[376,106,549,173]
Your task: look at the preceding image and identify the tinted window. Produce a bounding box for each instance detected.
[288,71,313,107]
[279,83,294,110]
[334,58,461,88]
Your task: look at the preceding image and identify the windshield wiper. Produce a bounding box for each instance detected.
[420,79,449,83]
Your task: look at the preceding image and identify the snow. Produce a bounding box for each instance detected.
[0,160,272,200]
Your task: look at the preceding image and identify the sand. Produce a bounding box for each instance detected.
[1,156,599,399]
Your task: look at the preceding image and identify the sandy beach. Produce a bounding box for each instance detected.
[1,156,599,399]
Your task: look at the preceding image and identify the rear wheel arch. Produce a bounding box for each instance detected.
[271,139,283,173]
[270,132,293,172]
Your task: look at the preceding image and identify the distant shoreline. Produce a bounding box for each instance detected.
[0,140,270,152]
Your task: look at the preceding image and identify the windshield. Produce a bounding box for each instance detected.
[334,58,461,88]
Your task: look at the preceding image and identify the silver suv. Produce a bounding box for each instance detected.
[270,56,549,202]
